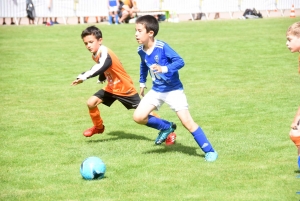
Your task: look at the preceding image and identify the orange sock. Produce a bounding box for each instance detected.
[89,107,103,129]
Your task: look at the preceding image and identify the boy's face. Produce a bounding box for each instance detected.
[286,34,300,53]
[135,23,153,45]
[82,34,102,54]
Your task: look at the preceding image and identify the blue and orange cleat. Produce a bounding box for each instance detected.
[155,123,176,145]
[165,132,176,145]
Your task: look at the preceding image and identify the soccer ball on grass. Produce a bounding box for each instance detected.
[80,156,106,180]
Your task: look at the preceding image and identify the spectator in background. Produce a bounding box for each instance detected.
[108,0,119,25]
[86,17,107,23]
[154,14,166,22]
[84,17,99,23]
[47,0,59,24]
[192,13,202,20]
[43,17,59,25]
[214,13,220,19]
[50,17,59,24]
[100,16,107,22]
[118,0,138,23]
[26,0,35,25]
[43,17,47,24]
[2,18,15,25]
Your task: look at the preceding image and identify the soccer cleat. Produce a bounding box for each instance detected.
[155,123,177,145]
[165,132,176,145]
[205,151,218,162]
[83,125,105,137]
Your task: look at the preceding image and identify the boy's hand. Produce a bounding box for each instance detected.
[140,87,146,97]
[71,79,83,86]
[291,119,300,130]
[291,123,298,130]
[150,64,162,73]
[292,121,300,130]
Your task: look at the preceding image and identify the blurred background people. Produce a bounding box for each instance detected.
[2,18,15,25]
[108,0,120,25]
[118,0,138,23]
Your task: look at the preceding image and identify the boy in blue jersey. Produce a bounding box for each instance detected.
[133,15,218,162]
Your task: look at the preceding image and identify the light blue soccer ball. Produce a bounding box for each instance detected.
[80,156,106,180]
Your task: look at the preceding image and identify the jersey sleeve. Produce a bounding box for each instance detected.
[137,47,148,85]
[77,47,112,81]
[163,43,185,75]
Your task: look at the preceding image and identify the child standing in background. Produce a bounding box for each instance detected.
[108,0,119,25]
[286,21,300,169]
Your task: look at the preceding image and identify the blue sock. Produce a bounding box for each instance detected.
[192,127,215,153]
[108,15,112,24]
[298,156,300,169]
[146,115,170,130]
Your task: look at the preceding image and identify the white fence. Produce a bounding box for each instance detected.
[0,0,299,24]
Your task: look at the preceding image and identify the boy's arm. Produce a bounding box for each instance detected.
[139,61,148,96]
[139,61,148,83]
[77,60,111,81]
[138,50,148,84]
[77,50,112,81]
[161,43,185,74]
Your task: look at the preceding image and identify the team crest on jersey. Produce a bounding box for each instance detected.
[154,55,159,63]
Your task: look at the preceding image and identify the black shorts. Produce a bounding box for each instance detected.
[94,89,140,109]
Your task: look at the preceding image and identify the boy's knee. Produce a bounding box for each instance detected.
[133,113,141,123]
[133,113,147,124]
[86,99,97,109]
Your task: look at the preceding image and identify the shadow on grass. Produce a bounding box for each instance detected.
[294,169,300,179]
[143,143,204,158]
[86,130,204,158]
[85,130,153,143]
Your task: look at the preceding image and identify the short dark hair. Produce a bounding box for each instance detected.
[136,15,159,37]
[81,26,102,39]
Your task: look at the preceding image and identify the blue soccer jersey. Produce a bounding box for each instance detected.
[137,40,185,92]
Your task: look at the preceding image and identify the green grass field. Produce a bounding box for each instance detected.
[1,17,300,200]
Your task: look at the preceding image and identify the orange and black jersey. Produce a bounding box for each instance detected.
[77,45,137,97]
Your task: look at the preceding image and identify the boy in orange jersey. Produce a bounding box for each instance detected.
[286,21,300,169]
[71,26,141,137]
